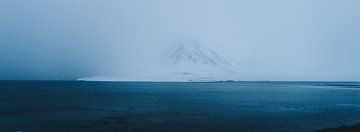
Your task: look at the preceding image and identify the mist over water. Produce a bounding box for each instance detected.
[0,0,359,81]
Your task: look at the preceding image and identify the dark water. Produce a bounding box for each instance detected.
[0,81,359,132]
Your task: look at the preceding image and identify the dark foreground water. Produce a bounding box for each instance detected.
[0,81,359,132]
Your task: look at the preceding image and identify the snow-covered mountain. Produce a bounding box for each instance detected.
[78,39,242,82]
[159,39,240,81]
[166,40,230,67]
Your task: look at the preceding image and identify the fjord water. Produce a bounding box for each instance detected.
[0,81,359,132]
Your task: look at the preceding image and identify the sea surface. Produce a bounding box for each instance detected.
[0,81,359,132]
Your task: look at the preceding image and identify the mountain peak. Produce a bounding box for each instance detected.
[176,39,204,52]
[166,40,229,66]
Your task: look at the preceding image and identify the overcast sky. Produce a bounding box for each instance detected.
[0,0,359,81]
